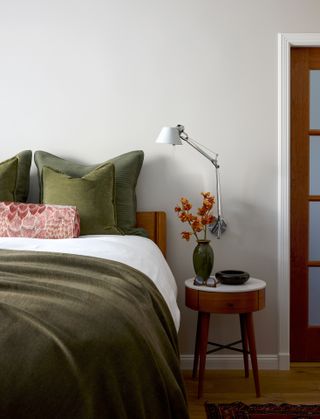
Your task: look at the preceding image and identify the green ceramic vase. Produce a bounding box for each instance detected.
[193,240,214,285]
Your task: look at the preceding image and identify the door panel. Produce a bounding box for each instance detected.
[310,70,320,129]
[291,47,320,361]
[309,267,320,326]
[309,201,320,260]
[309,136,320,194]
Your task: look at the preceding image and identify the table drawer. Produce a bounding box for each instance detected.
[199,289,265,313]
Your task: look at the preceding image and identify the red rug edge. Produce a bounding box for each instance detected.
[204,401,320,419]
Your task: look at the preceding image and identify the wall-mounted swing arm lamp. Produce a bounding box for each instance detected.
[156,124,227,239]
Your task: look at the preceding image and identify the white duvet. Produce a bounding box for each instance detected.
[0,235,180,330]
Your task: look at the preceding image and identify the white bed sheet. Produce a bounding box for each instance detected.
[0,235,180,330]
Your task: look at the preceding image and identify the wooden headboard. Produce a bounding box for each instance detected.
[136,212,166,257]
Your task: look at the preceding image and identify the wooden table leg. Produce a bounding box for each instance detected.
[239,313,249,378]
[197,311,210,399]
[245,312,261,397]
[192,313,201,379]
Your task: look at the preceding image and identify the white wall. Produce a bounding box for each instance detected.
[1,0,320,363]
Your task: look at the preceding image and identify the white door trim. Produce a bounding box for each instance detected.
[278,33,320,369]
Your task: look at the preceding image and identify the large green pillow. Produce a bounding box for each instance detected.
[0,151,32,202]
[42,163,121,235]
[35,150,146,236]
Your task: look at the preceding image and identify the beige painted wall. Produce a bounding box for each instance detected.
[1,0,320,361]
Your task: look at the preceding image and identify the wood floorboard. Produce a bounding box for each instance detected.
[183,363,320,419]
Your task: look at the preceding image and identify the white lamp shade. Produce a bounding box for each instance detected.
[156,127,182,145]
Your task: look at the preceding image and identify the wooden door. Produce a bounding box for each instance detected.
[291,47,320,361]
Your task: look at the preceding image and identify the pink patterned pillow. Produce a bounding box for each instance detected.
[0,202,80,239]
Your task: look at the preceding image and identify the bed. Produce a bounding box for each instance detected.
[0,150,190,419]
[0,211,189,419]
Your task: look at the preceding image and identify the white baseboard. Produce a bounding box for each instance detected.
[278,352,290,370]
[180,353,281,370]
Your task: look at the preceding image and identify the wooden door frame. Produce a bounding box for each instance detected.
[278,33,320,370]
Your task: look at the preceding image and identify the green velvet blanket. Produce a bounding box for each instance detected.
[0,249,189,419]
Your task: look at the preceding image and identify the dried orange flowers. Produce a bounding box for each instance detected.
[175,192,215,241]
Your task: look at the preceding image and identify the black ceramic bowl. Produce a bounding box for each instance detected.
[215,270,250,285]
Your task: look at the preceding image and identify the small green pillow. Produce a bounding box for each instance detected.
[0,157,18,201]
[0,151,32,202]
[42,163,121,235]
[35,150,146,236]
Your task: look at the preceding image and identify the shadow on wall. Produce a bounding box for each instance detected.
[138,155,207,212]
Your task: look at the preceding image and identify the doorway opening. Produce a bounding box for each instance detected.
[278,33,320,368]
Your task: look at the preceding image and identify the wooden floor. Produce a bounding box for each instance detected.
[183,363,320,419]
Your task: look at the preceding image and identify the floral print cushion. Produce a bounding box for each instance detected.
[0,202,80,239]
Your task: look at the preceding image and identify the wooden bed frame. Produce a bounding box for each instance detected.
[136,211,166,257]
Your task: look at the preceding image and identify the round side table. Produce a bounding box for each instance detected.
[185,277,266,399]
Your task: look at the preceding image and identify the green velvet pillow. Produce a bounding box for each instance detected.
[35,150,146,236]
[0,151,32,202]
[42,163,121,236]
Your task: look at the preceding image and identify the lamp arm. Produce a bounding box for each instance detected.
[215,165,222,218]
[172,124,227,238]
[182,137,219,168]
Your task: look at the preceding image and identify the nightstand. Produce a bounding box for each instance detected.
[185,277,266,398]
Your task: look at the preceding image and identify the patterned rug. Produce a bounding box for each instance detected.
[205,401,320,418]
